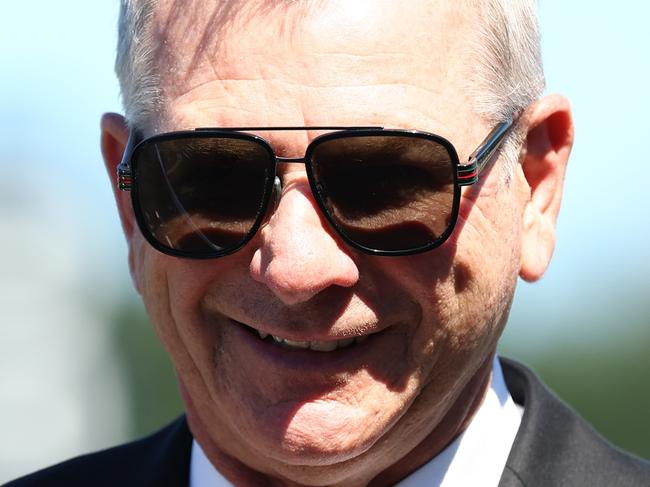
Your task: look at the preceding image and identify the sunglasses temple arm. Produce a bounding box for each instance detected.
[117,129,145,191]
[457,117,515,186]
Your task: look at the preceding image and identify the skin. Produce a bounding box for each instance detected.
[101,1,574,485]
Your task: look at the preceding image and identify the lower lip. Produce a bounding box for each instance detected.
[230,321,383,371]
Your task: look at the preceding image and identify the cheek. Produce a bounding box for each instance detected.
[128,233,148,295]
[130,240,208,370]
[378,190,521,358]
[135,251,257,396]
[135,249,179,352]
[448,194,521,344]
[455,186,522,286]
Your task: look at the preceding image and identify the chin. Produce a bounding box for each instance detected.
[252,431,378,487]
[240,397,391,468]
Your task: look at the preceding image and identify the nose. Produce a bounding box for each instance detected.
[249,175,359,305]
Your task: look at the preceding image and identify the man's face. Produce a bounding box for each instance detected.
[125,0,527,483]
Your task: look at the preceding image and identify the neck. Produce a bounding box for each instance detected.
[183,354,495,487]
[368,354,494,486]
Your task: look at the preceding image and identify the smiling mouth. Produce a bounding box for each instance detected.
[236,321,370,352]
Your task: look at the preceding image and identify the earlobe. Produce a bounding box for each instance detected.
[518,94,574,282]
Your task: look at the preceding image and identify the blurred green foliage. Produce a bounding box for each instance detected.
[111,300,183,437]
[502,330,650,461]
[111,295,649,461]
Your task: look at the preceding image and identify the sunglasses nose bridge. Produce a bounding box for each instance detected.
[272,155,314,211]
[276,156,307,163]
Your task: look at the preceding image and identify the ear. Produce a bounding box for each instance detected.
[518,94,574,282]
[100,112,134,237]
[100,113,142,291]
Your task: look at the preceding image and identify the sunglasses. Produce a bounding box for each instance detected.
[117,119,515,258]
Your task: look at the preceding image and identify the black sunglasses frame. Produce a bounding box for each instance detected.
[117,120,515,259]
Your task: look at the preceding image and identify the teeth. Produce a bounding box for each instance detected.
[309,341,338,352]
[261,333,370,352]
[338,338,355,347]
[283,339,310,349]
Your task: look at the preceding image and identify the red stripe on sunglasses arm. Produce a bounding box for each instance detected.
[457,117,516,187]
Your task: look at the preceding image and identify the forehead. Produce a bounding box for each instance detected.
[151,0,478,135]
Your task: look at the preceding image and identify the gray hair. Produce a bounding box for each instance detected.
[115,0,544,177]
[115,0,160,131]
[466,0,545,180]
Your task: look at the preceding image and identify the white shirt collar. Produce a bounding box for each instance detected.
[394,357,522,487]
[189,357,522,487]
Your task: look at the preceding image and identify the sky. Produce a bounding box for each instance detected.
[505,1,650,351]
[1,0,649,482]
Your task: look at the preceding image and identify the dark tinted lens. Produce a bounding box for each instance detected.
[310,134,456,252]
[133,135,272,254]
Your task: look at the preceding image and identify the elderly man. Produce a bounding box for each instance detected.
[7,0,650,486]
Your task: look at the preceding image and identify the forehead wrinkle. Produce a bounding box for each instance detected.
[153,0,322,93]
[168,78,454,134]
[168,52,418,112]
[166,46,462,124]
[154,0,473,96]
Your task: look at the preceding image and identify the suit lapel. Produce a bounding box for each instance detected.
[131,415,193,487]
[497,358,650,487]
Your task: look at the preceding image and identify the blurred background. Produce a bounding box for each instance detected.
[1,1,648,482]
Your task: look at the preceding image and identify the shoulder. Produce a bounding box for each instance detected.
[500,358,650,487]
[3,416,192,487]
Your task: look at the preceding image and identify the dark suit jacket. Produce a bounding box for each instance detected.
[6,359,650,486]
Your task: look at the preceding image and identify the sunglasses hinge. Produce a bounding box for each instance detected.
[457,160,479,186]
[117,163,133,191]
